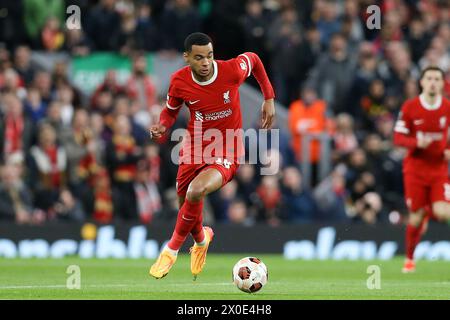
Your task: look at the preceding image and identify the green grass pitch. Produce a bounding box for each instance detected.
[0,254,449,299]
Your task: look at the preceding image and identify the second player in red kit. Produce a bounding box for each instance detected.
[394,66,450,273]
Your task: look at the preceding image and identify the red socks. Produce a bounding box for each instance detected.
[405,224,422,260]
[191,213,205,243]
[167,199,203,251]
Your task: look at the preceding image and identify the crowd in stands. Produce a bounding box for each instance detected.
[0,0,449,226]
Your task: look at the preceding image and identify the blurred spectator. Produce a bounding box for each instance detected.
[13,45,35,86]
[32,71,53,104]
[62,109,102,206]
[255,175,281,226]
[55,84,76,126]
[358,78,389,132]
[352,191,383,224]
[227,199,253,226]
[43,100,72,143]
[41,17,65,52]
[306,33,357,114]
[23,0,65,48]
[0,1,26,49]
[134,159,162,224]
[0,93,34,162]
[105,115,142,220]
[418,36,450,71]
[267,6,302,105]
[49,188,86,222]
[160,0,202,52]
[91,70,125,108]
[235,163,258,211]
[0,162,34,224]
[23,87,48,123]
[315,0,342,47]
[210,179,239,222]
[28,123,67,213]
[134,2,160,52]
[241,0,271,66]
[113,94,148,146]
[342,0,365,46]
[85,0,122,51]
[64,29,92,57]
[380,41,419,99]
[288,86,329,167]
[92,167,114,224]
[332,113,358,162]
[347,41,380,117]
[0,68,27,99]
[280,166,318,222]
[313,165,349,222]
[125,53,157,111]
[406,18,432,64]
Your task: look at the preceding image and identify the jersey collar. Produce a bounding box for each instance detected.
[191,60,218,86]
[419,94,442,110]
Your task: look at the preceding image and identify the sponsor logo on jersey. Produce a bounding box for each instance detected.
[194,109,233,122]
[416,131,444,141]
[205,108,232,121]
[194,111,204,121]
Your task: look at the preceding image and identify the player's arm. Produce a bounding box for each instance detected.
[393,102,431,149]
[150,87,183,139]
[238,52,275,129]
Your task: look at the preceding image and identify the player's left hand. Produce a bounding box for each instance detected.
[261,99,275,129]
[444,149,450,161]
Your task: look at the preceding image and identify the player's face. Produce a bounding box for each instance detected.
[420,70,444,96]
[184,43,214,79]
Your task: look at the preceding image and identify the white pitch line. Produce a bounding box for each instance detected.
[0,284,129,290]
[0,283,234,290]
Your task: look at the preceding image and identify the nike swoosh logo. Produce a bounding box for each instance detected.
[182,214,195,221]
[189,100,200,104]
[414,120,424,125]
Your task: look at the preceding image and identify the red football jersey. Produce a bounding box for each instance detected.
[393,94,450,178]
[160,52,274,165]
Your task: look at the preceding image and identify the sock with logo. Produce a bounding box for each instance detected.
[167,199,203,251]
[190,211,206,245]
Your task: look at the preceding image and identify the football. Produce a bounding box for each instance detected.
[232,257,268,293]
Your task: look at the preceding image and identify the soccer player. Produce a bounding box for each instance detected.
[148,32,275,279]
[393,66,450,273]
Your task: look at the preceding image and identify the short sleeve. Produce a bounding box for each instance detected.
[394,102,412,135]
[166,81,183,110]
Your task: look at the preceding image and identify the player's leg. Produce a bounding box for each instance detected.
[402,175,428,273]
[430,179,450,221]
[149,167,222,279]
[185,168,223,278]
[178,195,205,244]
[149,165,203,279]
[431,201,450,221]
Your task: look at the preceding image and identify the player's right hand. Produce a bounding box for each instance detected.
[417,133,432,149]
[149,124,167,139]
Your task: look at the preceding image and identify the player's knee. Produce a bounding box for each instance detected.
[186,183,206,202]
[408,209,426,226]
[432,202,450,221]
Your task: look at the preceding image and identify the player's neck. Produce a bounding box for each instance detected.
[422,93,439,105]
[192,64,215,83]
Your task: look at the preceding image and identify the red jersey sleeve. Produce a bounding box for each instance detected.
[393,101,417,149]
[160,80,184,129]
[236,52,275,100]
